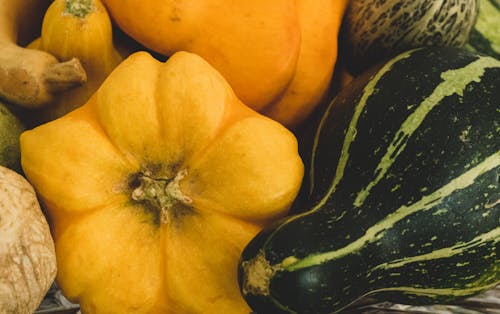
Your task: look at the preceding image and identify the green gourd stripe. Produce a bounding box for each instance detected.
[472,0,500,54]
[370,228,500,272]
[353,56,500,207]
[269,50,415,247]
[466,32,497,57]
[365,282,500,298]
[308,93,336,196]
[340,282,500,313]
[283,152,500,271]
[309,50,414,211]
[489,0,500,10]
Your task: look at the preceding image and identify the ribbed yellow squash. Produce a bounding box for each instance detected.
[28,0,123,123]
[20,51,303,313]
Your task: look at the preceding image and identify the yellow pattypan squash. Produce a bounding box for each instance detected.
[20,51,304,314]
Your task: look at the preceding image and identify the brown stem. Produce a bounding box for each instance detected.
[0,43,88,108]
[44,58,87,93]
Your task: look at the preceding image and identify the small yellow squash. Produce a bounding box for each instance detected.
[29,0,123,123]
[21,51,304,313]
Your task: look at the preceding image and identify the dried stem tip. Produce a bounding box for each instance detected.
[65,0,95,18]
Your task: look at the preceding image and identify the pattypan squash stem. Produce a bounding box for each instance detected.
[65,0,95,18]
[131,169,192,224]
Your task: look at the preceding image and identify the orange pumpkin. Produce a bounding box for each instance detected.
[262,0,349,127]
[103,1,300,112]
[20,51,304,313]
[101,0,348,128]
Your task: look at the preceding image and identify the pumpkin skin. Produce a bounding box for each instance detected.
[0,166,57,314]
[100,0,347,128]
[102,0,300,113]
[28,0,123,123]
[20,51,304,313]
[262,0,348,128]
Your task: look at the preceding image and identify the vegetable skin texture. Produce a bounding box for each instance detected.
[0,165,57,314]
[101,0,348,128]
[0,100,25,173]
[340,0,479,75]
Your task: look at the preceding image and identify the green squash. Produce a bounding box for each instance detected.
[0,101,25,173]
[238,47,500,314]
[467,0,500,59]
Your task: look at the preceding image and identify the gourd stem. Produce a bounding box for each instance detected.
[44,58,87,93]
[64,0,95,18]
[131,169,192,224]
[240,251,282,297]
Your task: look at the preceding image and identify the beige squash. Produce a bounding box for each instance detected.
[0,166,57,314]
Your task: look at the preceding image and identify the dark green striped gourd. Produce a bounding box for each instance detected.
[467,0,500,59]
[340,0,479,75]
[238,47,500,314]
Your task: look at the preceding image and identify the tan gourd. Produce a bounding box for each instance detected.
[0,166,57,314]
[0,0,86,108]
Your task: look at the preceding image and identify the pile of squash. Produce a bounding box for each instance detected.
[0,0,498,313]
